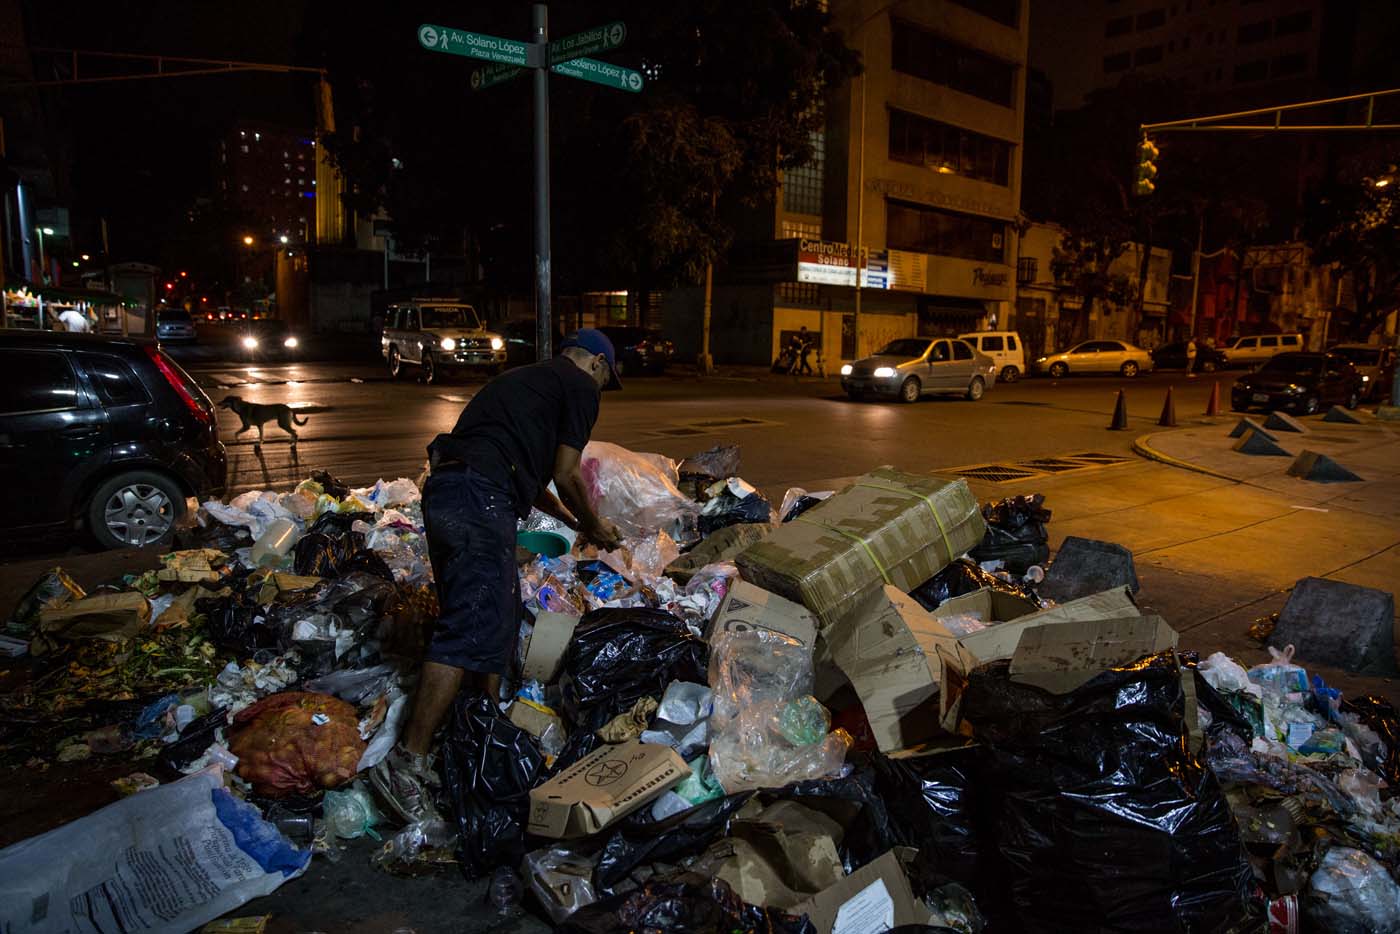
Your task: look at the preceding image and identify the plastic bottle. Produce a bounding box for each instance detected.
[487,865,522,916]
[251,518,300,566]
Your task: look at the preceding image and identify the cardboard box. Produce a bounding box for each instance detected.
[951,585,1140,663]
[36,592,150,644]
[791,848,925,934]
[528,738,688,839]
[1009,614,1178,694]
[701,800,846,910]
[508,699,565,741]
[736,469,984,631]
[707,580,819,649]
[933,586,1040,625]
[521,611,581,683]
[666,522,769,584]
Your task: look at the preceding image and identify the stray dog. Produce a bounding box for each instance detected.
[218,395,307,445]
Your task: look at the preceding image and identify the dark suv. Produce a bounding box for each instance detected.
[0,332,227,549]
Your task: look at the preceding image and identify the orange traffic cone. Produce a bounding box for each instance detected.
[1109,389,1129,430]
[1205,381,1221,417]
[1158,387,1178,427]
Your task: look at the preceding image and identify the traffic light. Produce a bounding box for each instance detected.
[1135,136,1159,196]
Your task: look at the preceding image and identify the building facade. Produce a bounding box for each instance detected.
[667,0,1030,368]
[218,122,317,245]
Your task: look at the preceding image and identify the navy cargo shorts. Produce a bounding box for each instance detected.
[420,466,519,675]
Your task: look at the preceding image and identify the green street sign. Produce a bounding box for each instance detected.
[549,22,627,66]
[471,61,523,91]
[552,56,644,93]
[417,23,530,67]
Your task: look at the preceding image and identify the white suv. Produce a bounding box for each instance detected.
[958,331,1026,383]
[1223,334,1302,368]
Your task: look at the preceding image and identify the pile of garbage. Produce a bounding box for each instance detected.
[2,441,1399,933]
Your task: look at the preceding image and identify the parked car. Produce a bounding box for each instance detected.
[1034,340,1154,378]
[1230,352,1363,415]
[1221,333,1303,368]
[155,308,197,343]
[237,319,303,360]
[958,331,1026,382]
[501,318,565,368]
[381,301,506,383]
[1150,340,1228,373]
[841,337,996,403]
[1329,343,1396,402]
[597,326,675,376]
[0,331,226,549]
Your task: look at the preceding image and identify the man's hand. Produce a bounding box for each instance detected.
[580,517,623,551]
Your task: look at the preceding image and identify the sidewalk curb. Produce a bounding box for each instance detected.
[1132,431,1244,483]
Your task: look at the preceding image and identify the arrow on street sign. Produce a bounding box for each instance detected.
[551,56,644,93]
[549,21,626,66]
[417,23,531,67]
[471,61,523,91]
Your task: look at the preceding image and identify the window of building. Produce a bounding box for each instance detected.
[888,109,1011,185]
[886,200,1006,263]
[1106,15,1133,37]
[777,281,821,305]
[947,0,1018,27]
[1272,52,1308,77]
[1136,8,1166,30]
[1238,20,1271,43]
[1275,10,1313,36]
[781,219,822,240]
[1135,44,1164,65]
[891,20,1016,107]
[1234,59,1269,83]
[782,130,825,215]
[1104,51,1132,73]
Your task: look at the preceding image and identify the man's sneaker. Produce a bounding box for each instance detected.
[370,746,442,825]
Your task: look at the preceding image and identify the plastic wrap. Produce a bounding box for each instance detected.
[640,681,714,760]
[1341,695,1400,793]
[600,531,682,585]
[707,630,848,792]
[1304,847,1400,933]
[440,691,545,880]
[322,785,384,840]
[581,441,699,538]
[523,845,600,924]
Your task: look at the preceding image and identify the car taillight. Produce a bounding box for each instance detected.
[144,345,212,424]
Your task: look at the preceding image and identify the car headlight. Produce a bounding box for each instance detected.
[241,335,258,349]
[284,336,298,348]
[491,337,504,351]
[1036,356,1048,364]
[840,364,853,376]
[1285,384,1303,394]
[440,337,457,351]
[873,366,896,378]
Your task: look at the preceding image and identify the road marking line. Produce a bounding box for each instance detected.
[1289,504,1330,512]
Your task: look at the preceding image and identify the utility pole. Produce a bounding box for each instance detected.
[532,3,553,362]
[1187,214,1202,341]
[698,191,716,375]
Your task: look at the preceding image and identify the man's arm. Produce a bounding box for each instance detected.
[533,484,578,530]
[552,445,622,550]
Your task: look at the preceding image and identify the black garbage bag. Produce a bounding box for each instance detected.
[871,748,982,886]
[158,708,229,772]
[968,494,1051,574]
[558,608,707,732]
[1341,695,1400,794]
[595,793,755,894]
[910,557,1039,612]
[440,691,546,880]
[760,768,895,874]
[293,530,394,580]
[309,469,350,499]
[679,444,741,482]
[559,873,816,934]
[546,728,605,777]
[959,652,1255,933]
[306,509,373,535]
[698,492,773,536]
[781,495,825,523]
[198,594,279,654]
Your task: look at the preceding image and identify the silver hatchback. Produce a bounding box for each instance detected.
[841,337,997,403]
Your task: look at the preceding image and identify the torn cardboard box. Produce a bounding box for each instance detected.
[791,848,925,934]
[933,586,1040,625]
[522,611,580,683]
[509,699,565,742]
[707,581,819,649]
[951,584,1140,663]
[528,738,688,839]
[1009,614,1178,694]
[737,468,984,631]
[35,592,151,647]
[698,800,846,910]
[666,522,769,584]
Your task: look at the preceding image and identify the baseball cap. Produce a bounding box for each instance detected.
[560,328,622,390]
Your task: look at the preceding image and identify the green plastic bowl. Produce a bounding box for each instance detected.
[516,530,570,558]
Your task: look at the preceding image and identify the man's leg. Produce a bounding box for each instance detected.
[401,661,464,756]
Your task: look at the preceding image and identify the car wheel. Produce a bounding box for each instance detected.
[1303,395,1320,415]
[89,471,184,550]
[421,352,438,385]
[1347,390,1360,410]
[899,377,921,403]
[1048,362,1068,379]
[1000,365,1020,383]
[847,389,865,402]
[1121,361,1140,378]
[1201,360,1218,373]
[966,376,986,401]
[388,345,403,379]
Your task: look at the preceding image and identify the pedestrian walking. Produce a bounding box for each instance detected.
[798,326,815,376]
[371,329,624,824]
[1186,337,1198,378]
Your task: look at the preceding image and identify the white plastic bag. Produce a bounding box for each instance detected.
[1306,846,1400,933]
[0,769,308,934]
[1199,652,1262,698]
[581,441,698,537]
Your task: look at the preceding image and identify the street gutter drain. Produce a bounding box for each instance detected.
[953,465,1044,482]
[1019,458,1090,473]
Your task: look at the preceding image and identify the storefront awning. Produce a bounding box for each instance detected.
[37,286,130,306]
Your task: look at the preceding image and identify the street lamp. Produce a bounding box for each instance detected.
[279,234,290,244]
[242,235,255,246]
[36,226,55,283]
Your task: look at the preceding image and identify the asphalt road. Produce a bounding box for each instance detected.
[182,351,1233,500]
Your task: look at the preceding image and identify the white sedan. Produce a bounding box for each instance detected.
[1034,340,1155,378]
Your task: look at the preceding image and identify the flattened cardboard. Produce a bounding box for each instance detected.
[791,848,924,934]
[36,592,150,643]
[521,611,580,683]
[708,580,819,649]
[705,802,845,909]
[934,586,1040,624]
[1009,614,1178,694]
[528,738,688,839]
[952,585,1140,663]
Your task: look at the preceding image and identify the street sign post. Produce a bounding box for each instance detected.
[417,7,639,361]
[549,22,626,66]
[551,57,643,93]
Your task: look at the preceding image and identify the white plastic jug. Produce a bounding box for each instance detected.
[251,517,301,566]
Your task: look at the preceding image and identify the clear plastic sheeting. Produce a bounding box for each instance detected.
[522,844,600,924]
[581,441,699,538]
[707,630,848,792]
[1305,847,1400,933]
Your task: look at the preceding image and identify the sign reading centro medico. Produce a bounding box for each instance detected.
[795,239,889,289]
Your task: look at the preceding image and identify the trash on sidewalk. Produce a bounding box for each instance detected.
[228,692,366,797]
[7,566,84,636]
[968,493,1051,574]
[527,737,688,839]
[789,848,926,934]
[707,580,819,649]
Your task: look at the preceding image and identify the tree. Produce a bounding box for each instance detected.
[1305,156,1400,341]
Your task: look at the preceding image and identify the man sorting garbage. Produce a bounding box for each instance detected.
[372,328,624,823]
